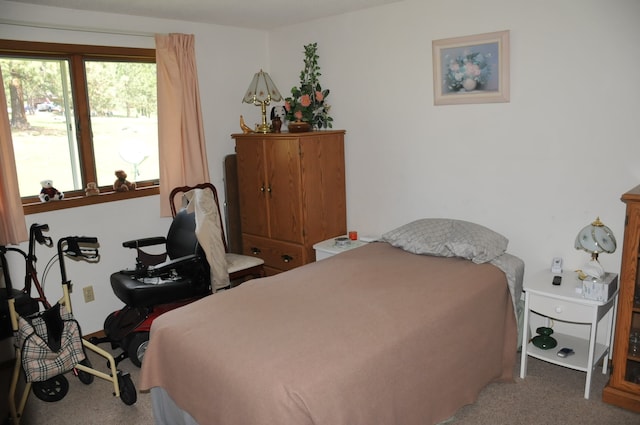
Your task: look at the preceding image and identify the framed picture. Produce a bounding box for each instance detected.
[432,30,510,105]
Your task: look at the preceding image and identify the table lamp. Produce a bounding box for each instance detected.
[242,70,282,133]
[574,217,616,280]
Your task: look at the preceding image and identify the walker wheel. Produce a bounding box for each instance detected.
[32,375,69,402]
[76,358,94,385]
[118,373,137,405]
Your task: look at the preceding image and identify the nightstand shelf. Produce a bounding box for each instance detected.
[520,270,619,399]
[526,333,608,372]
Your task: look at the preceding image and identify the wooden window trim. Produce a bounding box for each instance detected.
[24,185,160,215]
[0,39,159,215]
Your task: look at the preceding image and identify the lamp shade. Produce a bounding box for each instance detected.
[574,217,617,255]
[243,70,282,104]
[575,217,616,281]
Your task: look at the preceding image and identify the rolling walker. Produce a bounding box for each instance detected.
[2,225,136,425]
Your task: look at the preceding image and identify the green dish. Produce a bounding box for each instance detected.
[532,327,557,349]
[532,335,558,349]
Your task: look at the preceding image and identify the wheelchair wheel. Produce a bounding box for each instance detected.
[127,331,149,367]
[32,375,69,402]
[76,357,94,385]
[118,373,137,405]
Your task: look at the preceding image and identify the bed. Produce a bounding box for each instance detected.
[139,219,524,425]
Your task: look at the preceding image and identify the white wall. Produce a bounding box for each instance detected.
[2,0,640,334]
[0,1,269,333]
[269,0,640,280]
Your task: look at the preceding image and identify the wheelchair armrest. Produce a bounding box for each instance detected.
[122,236,167,249]
[147,254,200,277]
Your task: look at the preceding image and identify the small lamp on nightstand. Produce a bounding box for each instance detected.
[574,217,617,281]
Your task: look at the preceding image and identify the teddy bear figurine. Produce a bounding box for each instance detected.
[85,182,100,196]
[39,180,64,202]
[113,170,136,192]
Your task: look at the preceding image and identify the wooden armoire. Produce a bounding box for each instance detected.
[602,184,640,412]
[232,130,346,275]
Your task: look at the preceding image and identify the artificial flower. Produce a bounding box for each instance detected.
[284,43,333,129]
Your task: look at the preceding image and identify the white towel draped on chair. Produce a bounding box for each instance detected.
[183,188,230,292]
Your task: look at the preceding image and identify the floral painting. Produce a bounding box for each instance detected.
[442,42,498,93]
[432,30,510,105]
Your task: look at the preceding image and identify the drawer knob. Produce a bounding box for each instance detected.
[555,306,563,313]
[251,247,261,255]
[281,254,293,263]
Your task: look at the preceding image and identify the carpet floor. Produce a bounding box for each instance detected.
[2,346,640,424]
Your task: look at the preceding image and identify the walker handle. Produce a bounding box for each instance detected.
[63,236,99,259]
[32,223,53,247]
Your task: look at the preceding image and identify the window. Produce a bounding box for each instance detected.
[0,40,159,213]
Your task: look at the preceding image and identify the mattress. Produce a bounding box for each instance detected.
[140,241,520,425]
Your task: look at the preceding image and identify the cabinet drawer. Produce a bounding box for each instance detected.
[242,234,305,272]
[528,293,593,323]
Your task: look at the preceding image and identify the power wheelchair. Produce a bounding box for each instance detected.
[94,183,264,367]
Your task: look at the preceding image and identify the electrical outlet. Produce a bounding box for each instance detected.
[83,285,95,303]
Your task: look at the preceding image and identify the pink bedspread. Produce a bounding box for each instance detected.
[140,242,517,425]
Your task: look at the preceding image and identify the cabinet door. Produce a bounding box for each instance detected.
[604,187,640,412]
[299,134,346,246]
[236,138,269,237]
[620,203,640,388]
[264,138,303,243]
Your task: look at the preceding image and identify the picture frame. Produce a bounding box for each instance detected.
[432,30,510,105]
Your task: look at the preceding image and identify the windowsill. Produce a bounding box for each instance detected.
[23,185,160,215]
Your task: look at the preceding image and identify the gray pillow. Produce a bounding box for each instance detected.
[380,218,508,264]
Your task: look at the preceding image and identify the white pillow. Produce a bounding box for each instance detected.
[380,218,508,264]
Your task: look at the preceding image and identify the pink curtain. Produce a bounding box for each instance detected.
[0,66,28,245]
[155,33,211,217]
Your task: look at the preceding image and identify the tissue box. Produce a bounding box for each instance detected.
[582,272,618,302]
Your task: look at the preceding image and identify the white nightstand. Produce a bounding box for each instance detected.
[313,236,368,261]
[519,271,619,399]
